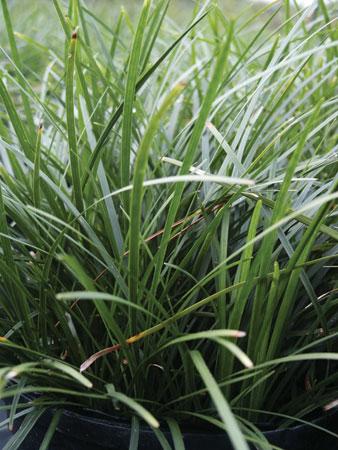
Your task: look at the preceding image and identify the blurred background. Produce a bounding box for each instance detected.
[0,0,323,39]
[0,0,327,81]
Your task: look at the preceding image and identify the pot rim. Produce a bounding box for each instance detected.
[17,391,338,437]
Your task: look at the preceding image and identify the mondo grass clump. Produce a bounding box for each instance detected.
[0,0,337,448]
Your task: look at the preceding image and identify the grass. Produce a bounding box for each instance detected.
[0,0,337,448]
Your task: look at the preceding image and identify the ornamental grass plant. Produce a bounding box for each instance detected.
[0,0,337,448]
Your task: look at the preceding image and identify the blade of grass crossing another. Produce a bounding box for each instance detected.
[211,338,254,369]
[0,74,33,160]
[247,100,324,360]
[3,409,45,450]
[59,255,125,345]
[129,83,186,328]
[229,200,262,332]
[8,377,26,432]
[140,1,169,73]
[0,182,30,327]
[152,429,173,450]
[248,261,280,411]
[318,0,338,58]
[81,10,210,189]
[267,182,338,360]
[0,0,35,140]
[151,21,234,297]
[59,254,137,372]
[42,359,92,388]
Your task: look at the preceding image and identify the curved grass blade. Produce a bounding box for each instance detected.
[167,418,185,450]
[56,291,158,319]
[190,350,250,450]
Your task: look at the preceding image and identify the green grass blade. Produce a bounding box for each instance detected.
[3,409,44,450]
[129,83,185,327]
[151,21,234,297]
[0,0,35,139]
[106,384,159,428]
[0,74,33,159]
[128,416,140,450]
[81,9,210,189]
[167,418,185,450]
[191,350,250,450]
[32,123,43,208]
[66,29,83,212]
[121,0,150,210]
[38,409,62,450]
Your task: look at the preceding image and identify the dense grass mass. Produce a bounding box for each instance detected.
[0,0,337,448]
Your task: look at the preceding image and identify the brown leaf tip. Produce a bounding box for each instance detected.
[72,27,79,41]
[178,80,188,89]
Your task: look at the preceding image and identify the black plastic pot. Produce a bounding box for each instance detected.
[6,401,338,450]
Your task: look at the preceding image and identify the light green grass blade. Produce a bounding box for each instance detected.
[191,350,250,450]
[167,418,186,450]
[128,416,140,450]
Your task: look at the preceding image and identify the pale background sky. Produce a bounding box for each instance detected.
[252,0,325,5]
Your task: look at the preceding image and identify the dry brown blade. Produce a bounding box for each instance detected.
[80,343,121,372]
[80,330,146,372]
[80,328,246,372]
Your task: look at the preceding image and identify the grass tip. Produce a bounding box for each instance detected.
[236,331,246,338]
[6,370,17,380]
[177,80,188,88]
[324,399,338,411]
